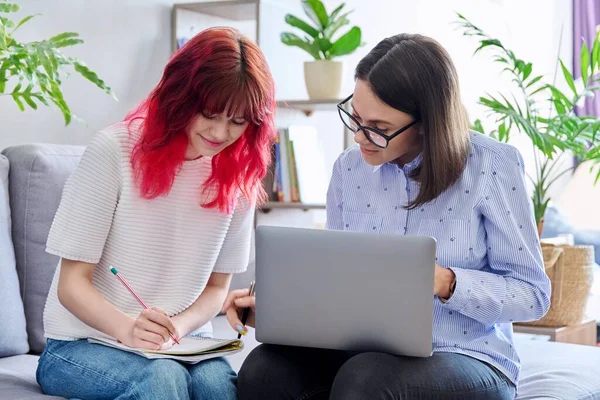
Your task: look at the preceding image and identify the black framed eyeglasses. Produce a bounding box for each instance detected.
[337,94,418,149]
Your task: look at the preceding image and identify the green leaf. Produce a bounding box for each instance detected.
[329,3,345,23]
[548,85,574,110]
[0,62,8,93]
[31,92,49,106]
[73,61,115,98]
[329,27,361,57]
[281,32,321,60]
[0,3,19,13]
[581,41,590,86]
[592,32,600,74]
[316,37,332,54]
[529,83,548,97]
[560,59,577,96]
[22,93,37,109]
[11,92,24,111]
[474,39,502,54]
[324,11,350,40]
[498,122,508,141]
[302,0,328,30]
[523,63,532,80]
[49,81,71,125]
[526,75,544,89]
[37,48,56,79]
[471,119,485,134]
[12,14,38,33]
[48,32,79,44]
[0,16,15,28]
[284,14,319,38]
[52,38,84,48]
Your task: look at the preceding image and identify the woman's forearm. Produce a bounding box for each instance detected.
[57,259,134,341]
[172,285,229,337]
[172,272,232,337]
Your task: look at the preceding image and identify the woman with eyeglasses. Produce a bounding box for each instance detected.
[223,33,550,400]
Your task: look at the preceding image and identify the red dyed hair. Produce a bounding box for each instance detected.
[125,27,276,213]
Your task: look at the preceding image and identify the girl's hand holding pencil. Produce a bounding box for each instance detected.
[110,266,180,351]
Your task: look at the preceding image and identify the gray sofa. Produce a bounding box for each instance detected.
[0,143,599,400]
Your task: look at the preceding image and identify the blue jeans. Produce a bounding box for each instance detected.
[36,339,237,400]
[238,344,516,400]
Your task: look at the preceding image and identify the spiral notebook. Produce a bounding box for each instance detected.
[88,336,244,364]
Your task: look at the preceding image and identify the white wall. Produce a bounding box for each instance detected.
[0,0,574,229]
[0,0,175,147]
[258,0,574,228]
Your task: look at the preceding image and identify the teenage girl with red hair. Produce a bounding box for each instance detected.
[36,27,275,400]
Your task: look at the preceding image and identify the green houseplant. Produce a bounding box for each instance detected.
[281,0,362,99]
[0,0,115,125]
[456,14,600,236]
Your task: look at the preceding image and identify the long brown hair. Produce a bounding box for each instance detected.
[355,33,470,209]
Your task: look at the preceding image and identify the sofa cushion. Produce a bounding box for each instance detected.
[0,354,64,399]
[3,145,84,354]
[514,337,600,399]
[0,154,29,357]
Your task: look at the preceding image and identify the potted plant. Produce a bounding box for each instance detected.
[456,13,600,237]
[0,0,115,125]
[280,0,362,100]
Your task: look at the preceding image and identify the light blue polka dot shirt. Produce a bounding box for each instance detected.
[326,132,551,387]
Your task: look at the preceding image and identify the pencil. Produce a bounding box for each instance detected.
[109,266,180,345]
[238,280,256,339]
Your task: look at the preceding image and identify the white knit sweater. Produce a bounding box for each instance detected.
[43,122,254,341]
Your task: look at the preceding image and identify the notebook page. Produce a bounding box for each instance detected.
[88,336,241,356]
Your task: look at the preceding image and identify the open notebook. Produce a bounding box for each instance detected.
[88,336,244,364]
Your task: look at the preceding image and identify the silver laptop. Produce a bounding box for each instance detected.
[254,225,436,358]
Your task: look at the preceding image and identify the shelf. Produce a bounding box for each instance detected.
[276,99,344,116]
[175,0,258,21]
[259,202,326,210]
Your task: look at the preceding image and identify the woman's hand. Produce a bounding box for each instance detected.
[434,264,456,300]
[120,306,179,351]
[222,289,255,335]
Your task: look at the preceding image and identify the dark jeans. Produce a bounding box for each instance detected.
[238,345,516,400]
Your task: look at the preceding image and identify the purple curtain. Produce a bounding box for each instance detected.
[574,0,600,116]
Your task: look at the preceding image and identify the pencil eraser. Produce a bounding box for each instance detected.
[109,266,118,275]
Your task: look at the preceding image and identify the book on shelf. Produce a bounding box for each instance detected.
[264,125,328,206]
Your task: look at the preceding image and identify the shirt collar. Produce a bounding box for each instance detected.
[372,152,423,175]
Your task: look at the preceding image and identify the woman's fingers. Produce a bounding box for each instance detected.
[222,289,250,312]
[234,296,256,310]
[226,307,246,334]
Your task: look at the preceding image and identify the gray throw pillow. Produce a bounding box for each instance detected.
[0,154,29,357]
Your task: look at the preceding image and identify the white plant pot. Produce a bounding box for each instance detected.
[303,60,343,100]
